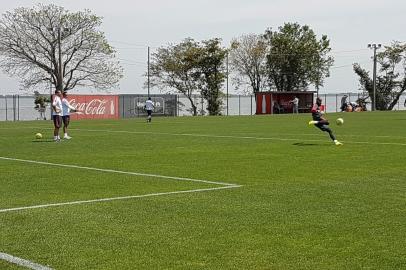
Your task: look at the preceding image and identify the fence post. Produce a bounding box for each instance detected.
[17,95,20,121]
[336,94,338,112]
[122,96,125,118]
[324,94,327,112]
[14,95,16,121]
[5,95,7,121]
[251,95,253,115]
[201,95,204,115]
[227,93,229,116]
[238,95,241,116]
[11,95,13,121]
[176,95,178,116]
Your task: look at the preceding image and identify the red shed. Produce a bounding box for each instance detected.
[256,91,315,114]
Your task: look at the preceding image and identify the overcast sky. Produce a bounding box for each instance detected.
[0,0,405,95]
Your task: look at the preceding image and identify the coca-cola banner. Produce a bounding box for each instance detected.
[68,95,119,120]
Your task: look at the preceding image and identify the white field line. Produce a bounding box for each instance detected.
[0,252,53,270]
[67,128,406,146]
[0,157,237,187]
[2,126,406,140]
[0,186,240,214]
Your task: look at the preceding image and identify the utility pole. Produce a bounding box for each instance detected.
[368,43,382,111]
[147,46,150,98]
[58,27,63,91]
[50,59,53,120]
[226,52,229,116]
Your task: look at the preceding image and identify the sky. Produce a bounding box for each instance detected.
[0,0,405,95]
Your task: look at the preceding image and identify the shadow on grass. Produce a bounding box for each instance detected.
[293,142,329,147]
[32,140,57,143]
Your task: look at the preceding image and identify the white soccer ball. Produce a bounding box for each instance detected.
[336,118,344,126]
[35,133,43,139]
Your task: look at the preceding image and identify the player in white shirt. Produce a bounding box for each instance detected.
[145,97,154,123]
[51,90,63,142]
[61,91,77,140]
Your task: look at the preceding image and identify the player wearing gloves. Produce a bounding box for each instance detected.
[309,97,343,146]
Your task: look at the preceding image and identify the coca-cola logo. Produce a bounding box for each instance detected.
[70,98,115,115]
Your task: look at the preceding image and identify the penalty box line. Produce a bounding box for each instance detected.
[0,252,53,270]
[0,156,241,214]
[0,186,239,214]
[69,128,406,147]
[0,157,238,187]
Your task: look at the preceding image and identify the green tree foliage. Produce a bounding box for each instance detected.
[264,23,334,92]
[353,42,406,110]
[198,39,228,115]
[149,38,201,116]
[150,38,227,116]
[0,4,122,92]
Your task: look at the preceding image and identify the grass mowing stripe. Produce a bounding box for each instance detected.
[0,157,238,187]
[0,252,53,270]
[3,126,406,140]
[0,186,240,214]
[68,128,406,146]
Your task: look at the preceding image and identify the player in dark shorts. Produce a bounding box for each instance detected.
[309,97,343,146]
[144,97,154,123]
[61,91,77,139]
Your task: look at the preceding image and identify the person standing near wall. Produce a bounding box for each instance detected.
[340,95,348,111]
[61,91,77,140]
[290,96,299,114]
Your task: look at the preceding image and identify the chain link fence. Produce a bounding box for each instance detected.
[1,93,406,121]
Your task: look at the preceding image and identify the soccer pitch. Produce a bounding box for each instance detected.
[0,112,405,269]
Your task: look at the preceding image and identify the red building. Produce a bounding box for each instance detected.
[256,91,315,114]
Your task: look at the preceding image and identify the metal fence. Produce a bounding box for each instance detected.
[1,93,406,121]
[119,94,178,118]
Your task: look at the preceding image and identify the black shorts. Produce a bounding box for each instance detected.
[52,115,62,128]
[147,110,152,116]
[62,115,70,127]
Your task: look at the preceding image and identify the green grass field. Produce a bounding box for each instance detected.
[0,112,405,270]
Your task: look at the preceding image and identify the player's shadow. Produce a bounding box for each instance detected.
[293,142,329,147]
[32,140,57,143]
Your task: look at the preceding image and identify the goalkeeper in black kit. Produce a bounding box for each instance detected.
[309,97,343,146]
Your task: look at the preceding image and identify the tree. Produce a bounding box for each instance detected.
[0,4,122,92]
[198,38,228,115]
[149,38,201,116]
[229,34,267,94]
[353,42,406,110]
[264,23,334,92]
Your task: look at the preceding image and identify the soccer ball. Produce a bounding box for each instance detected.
[35,133,43,139]
[336,118,344,126]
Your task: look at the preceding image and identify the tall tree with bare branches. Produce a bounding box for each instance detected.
[0,4,122,92]
[229,34,268,94]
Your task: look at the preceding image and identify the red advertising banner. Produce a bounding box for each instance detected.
[67,95,119,120]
